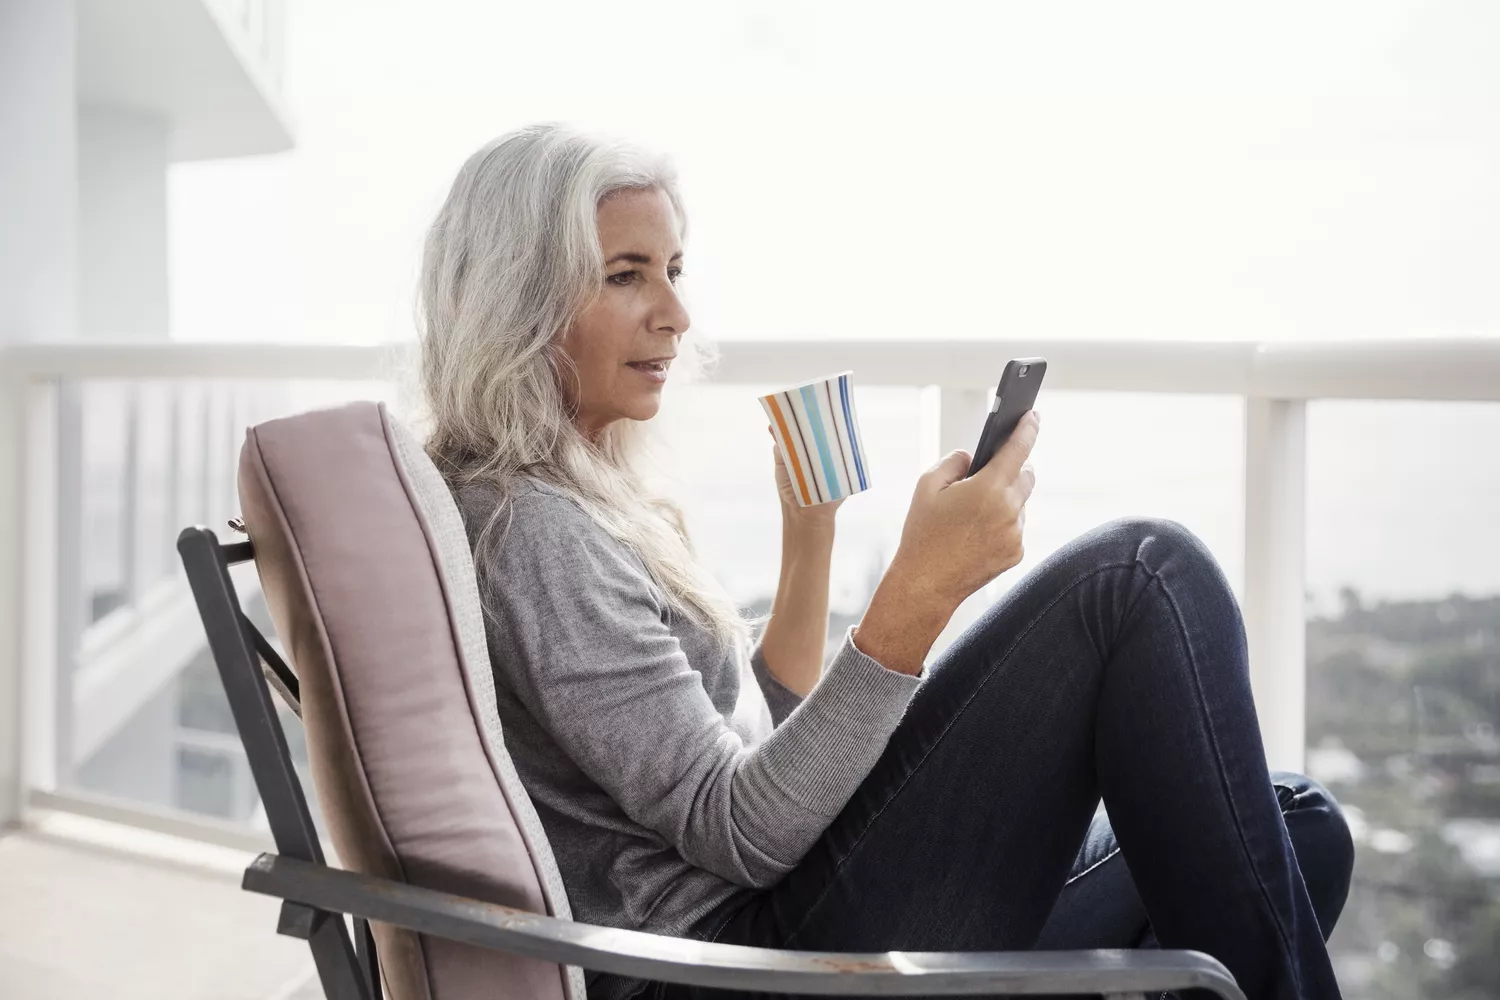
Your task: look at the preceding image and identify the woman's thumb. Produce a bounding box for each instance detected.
[922,449,972,491]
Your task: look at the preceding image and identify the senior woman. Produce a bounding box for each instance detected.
[417,124,1354,1000]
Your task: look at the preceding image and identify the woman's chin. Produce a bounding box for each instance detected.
[625,395,664,422]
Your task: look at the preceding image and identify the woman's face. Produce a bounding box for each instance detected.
[560,187,690,438]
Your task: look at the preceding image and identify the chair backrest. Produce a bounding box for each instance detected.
[236,400,585,1000]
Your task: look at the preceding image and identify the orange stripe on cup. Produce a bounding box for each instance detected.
[765,395,813,506]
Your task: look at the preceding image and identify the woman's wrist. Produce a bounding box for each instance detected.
[852,558,961,676]
[762,504,837,698]
[780,505,838,543]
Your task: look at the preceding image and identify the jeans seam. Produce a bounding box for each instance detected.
[1145,562,1305,997]
[781,559,1140,948]
[1063,845,1122,886]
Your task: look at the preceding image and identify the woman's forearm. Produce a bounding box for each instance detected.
[758,515,836,697]
[851,557,958,677]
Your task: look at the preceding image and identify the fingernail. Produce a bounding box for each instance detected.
[1031,410,1041,428]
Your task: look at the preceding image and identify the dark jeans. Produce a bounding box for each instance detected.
[650,517,1354,1000]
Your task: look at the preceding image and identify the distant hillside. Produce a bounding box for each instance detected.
[1314,590,1500,646]
[1308,590,1500,773]
[1306,590,1500,999]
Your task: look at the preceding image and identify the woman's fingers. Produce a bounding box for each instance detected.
[1011,461,1037,506]
[975,410,1040,490]
[925,450,973,492]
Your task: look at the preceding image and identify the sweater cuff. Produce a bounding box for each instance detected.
[749,640,806,727]
[757,626,924,816]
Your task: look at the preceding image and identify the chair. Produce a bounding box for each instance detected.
[177,400,1245,1000]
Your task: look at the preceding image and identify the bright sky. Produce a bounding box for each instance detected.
[167,0,1500,607]
[170,0,1500,346]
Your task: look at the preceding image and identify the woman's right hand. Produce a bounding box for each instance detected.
[852,410,1040,674]
[892,409,1040,607]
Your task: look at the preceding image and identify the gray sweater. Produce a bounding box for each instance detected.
[454,477,923,1000]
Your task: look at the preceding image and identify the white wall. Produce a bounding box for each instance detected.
[78,108,171,341]
[0,0,78,830]
[0,0,77,345]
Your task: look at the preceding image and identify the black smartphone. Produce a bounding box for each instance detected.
[966,357,1047,477]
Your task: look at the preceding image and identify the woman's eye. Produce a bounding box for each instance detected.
[608,271,636,286]
[668,267,684,283]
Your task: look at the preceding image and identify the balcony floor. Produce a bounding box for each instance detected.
[0,822,320,999]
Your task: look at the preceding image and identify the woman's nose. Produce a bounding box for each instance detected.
[654,281,690,336]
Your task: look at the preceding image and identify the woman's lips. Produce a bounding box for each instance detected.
[626,359,670,383]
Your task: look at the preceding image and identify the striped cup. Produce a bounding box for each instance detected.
[759,371,870,506]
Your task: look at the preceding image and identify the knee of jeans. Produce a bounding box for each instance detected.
[1098,516,1209,569]
[1271,770,1356,882]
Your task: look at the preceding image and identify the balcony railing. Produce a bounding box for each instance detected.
[3,335,1499,834]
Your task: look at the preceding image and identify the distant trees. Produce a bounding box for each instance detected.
[1308,592,1500,998]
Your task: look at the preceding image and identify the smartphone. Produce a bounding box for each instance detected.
[966,357,1047,477]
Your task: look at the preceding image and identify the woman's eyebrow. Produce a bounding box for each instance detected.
[605,251,685,265]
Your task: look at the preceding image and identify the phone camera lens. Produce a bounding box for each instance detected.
[1018,364,1030,376]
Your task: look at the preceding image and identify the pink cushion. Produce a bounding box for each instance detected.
[238,400,580,1000]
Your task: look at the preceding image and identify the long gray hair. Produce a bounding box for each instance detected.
[418,123,750,650]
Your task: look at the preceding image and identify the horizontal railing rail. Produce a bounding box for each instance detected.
[3,334,1498,833]
[3,336,1499,399]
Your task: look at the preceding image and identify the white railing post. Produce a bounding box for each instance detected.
[0,371,22,825]
[54,382,83,784]
[1242,397,1307,774]
[23,381,59,794]
[0,372,61,825]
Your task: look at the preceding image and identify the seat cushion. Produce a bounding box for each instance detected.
[238,400,584,1000]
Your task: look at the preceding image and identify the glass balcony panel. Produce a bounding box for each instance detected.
[52,368,1500,994]
[995,391,1245,600]
[1305,400,1500,997]
[175,743,239,820]
[134,381,177,593]
[661,386,1246,662]
[61,377,394,830]
[79,380,132,623]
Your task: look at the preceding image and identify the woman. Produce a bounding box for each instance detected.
[419,124,1354,1000]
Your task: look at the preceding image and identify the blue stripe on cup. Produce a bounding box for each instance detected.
[837,374,867,490]
[798,384,843,501]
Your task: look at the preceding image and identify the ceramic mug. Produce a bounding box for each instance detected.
[759,371,871,506]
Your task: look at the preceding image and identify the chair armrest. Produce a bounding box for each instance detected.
[244,853,1245,999]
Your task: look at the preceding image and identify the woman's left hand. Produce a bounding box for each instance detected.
[771,426,844,528]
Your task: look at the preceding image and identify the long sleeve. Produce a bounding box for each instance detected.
[749,640,806,727]
[478,487,923,890]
